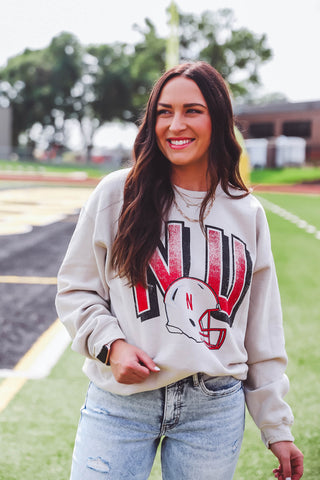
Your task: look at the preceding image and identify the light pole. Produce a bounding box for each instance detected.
[166,1,180,69]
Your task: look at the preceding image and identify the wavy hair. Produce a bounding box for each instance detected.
[111,61,249,287]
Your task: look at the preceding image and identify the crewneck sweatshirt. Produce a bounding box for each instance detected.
[56,167,294,447]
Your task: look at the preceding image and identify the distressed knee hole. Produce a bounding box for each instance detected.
[87,456,110,473]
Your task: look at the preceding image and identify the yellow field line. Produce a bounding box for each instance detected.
[0,319,61,414]
[0,276,57,285]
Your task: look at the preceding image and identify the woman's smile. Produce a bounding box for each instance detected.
[167,137,195,149]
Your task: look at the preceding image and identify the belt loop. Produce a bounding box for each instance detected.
[192,373,200,387]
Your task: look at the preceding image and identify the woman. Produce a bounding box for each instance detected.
[56,61,303,480]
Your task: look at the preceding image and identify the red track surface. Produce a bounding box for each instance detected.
[1,171,320,194]
[0,172,100,186]
[253,183,320,195]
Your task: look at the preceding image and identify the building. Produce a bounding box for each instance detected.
[235,100,320,165]
[0,106,12,158]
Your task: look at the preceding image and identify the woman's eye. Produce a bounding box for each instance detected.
[186,108,202,114]
[157,109,171,116]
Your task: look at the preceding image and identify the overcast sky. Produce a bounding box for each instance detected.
[1,0,319,104]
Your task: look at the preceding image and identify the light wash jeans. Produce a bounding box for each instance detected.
[70,374,245,480]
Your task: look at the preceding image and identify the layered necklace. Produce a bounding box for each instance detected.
[173,186,214,223]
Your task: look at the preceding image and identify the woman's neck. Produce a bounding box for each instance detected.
[171,170,209,192]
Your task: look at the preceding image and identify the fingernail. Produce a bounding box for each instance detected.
[154,366,160,371]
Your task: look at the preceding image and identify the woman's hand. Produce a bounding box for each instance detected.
[109,339,160,384]
[270,441,304,480]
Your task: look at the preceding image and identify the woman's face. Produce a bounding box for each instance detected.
[155,76,212,186]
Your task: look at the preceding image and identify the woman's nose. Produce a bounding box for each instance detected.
[169,113,186,132]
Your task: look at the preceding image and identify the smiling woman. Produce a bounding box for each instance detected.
[56,61,304,480]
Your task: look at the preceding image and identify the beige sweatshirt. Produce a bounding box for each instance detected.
[56,168,294,447]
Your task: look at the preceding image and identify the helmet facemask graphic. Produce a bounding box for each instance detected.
[164,277,226,349]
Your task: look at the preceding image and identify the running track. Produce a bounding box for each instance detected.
[0,184,92,371]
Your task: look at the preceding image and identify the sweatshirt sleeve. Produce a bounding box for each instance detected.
[55,200,126,361]
[244,205,294,447]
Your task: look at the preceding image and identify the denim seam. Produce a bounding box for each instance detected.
[160,382,183,435]
[199,379,242,397]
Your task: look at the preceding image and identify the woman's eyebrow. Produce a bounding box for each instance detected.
[157,102,207,108]
[184,102,207,108]
[157,103,172,108]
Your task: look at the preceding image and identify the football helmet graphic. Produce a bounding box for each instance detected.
[164,277,226,350]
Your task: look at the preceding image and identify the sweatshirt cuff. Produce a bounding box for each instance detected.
[92,328,126,359]
[261,424,294,448]
[70,319,126,360]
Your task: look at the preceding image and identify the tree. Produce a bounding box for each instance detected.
[129,18,166,118]
[0,47,53,146]
[0,9,273,156]
[179,9,272,97]
[87,43,133,122]
[0,32,83,148]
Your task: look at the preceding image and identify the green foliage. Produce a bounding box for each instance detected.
[87,43,133,122]
[178,9,272,97]
[48,32,83,113]
[0,48,50,145]
[0,32,84,146]
[130,19,166,115]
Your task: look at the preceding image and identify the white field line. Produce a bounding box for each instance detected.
[0,320,71,413]
[257,196,320,241]
[0,322,70,380]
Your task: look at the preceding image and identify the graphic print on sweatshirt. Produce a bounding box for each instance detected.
[133,221,253,349]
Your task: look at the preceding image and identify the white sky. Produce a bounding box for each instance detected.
[1,0,319,148]
[0,0,319,103]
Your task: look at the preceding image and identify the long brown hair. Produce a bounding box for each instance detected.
[111,61,249,287]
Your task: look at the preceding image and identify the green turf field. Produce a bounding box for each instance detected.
[1,159,320,185]
[0,191,319,479]
[0,159,107,179]
[250,166,320,185]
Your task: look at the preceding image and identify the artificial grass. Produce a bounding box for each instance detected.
[254,197,320,478]
[1,158,320,186]
[0,159,109,179]
[0,192,319,479]
[0,348,88,480]
[256,192,320,230]
[250,166,320,185]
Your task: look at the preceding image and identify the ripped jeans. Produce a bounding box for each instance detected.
[70,375,245,480]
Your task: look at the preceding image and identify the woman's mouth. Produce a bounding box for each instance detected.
[167,138,195,149]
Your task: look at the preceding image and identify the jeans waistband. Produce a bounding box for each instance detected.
[170,373,236,388]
